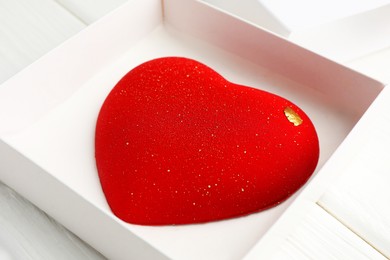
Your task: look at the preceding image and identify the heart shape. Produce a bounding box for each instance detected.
[95,57,319,225]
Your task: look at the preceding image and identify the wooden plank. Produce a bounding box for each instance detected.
[0,0,85,83]
[54,0,128,24]
[269,204,386,260]
[0,183,105,259]
[319,86,390,258]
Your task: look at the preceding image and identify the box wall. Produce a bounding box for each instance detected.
[164,0,384,116]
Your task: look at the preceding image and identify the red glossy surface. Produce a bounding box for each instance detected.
[95,57,319,225]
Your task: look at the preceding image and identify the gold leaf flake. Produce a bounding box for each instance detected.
[284,107,303,126]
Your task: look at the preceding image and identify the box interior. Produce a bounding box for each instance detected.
[0,0,385,259]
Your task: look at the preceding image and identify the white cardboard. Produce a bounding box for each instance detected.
[0,0,385,259]
[289,4,390,62]
[319,86,390,258]
[204,0,390,61]
[258,0,390,32]
[347,46,390,84]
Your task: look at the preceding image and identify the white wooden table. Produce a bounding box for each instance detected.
[1,1,390,259]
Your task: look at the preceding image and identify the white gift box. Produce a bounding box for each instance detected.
[204,0,390,62]
[0,0,386,259]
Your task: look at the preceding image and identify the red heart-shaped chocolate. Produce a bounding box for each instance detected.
[95,57,319,225]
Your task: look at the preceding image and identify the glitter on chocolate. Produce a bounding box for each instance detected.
[95,57,320,225]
